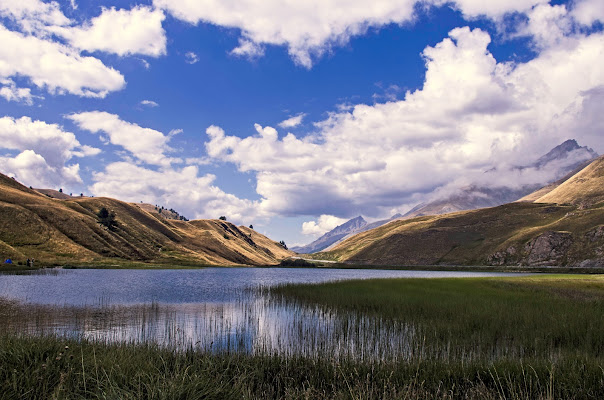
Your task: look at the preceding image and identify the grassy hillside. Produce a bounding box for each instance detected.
[0,174,291,267]
[517,157,600,203]
[325,157,604,267]
[535,155,604,207]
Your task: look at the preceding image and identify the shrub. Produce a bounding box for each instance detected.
[97,207,117,231]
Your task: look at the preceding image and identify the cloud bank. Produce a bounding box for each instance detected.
[205,9,604,220]
[155,0,546,68]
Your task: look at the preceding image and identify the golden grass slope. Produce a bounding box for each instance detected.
[0,174,291,267]
[325,156,604,267]
[535,155,604,207]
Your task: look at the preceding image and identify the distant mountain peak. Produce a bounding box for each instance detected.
[533,139,598,169]
[331,216,366,233]
[291,215,367,254]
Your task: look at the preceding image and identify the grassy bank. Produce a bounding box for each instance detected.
[1,335,603,399]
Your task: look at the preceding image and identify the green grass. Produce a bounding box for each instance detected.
[271,275,604,361]
[1,335,604,399]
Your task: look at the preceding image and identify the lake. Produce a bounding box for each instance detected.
[0,267,529,361]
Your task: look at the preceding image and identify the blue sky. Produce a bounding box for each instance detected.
[0,0,603,246]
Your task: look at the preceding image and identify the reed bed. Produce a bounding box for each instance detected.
[1,274,604,398]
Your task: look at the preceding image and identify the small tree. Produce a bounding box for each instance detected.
[59,188,63,193]
[249,224,254,229]
[219,216,227,221]
[97,207,117,230]
[279,240,288,250]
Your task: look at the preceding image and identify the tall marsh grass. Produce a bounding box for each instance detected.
[2,275,604,398]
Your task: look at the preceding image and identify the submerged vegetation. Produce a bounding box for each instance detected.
[1,275,604,398]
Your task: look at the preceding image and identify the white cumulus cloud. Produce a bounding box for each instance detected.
[0,24,125,98]
[0,79,40,105]
[67,111,178,167]
[50,6,167,57]
[572,0,604,26]
[155,0,546,68]
[204,23,604,219]
[0,115,99,187]
[89,162,266,224]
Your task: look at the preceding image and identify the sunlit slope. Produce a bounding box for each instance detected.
[326,157,604,267]
[534,155,604,207]
[0,174,291,266]
[326,202,603,267]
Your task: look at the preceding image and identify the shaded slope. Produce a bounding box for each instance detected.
[0,174,291,266]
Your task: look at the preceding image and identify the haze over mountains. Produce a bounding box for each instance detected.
[321,154,604,268]
[402,139,597,219]
[294,140,598,254]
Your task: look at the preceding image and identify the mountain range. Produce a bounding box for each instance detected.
[321,154,604,268]
[295,139,598,253]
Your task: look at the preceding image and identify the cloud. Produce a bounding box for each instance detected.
[0,2,170,99]
[140,100,159,108]
[185,52,199,64]
[278,113,306,129]
[89,162,266,223]
[67,111,177,167]
[50,6,167,57]
[0,24,125,98]
[0,0,71,34]
[302,215,349,236]
[514,3,571,49]
[140,59,151,69]
[441,0,546,19]
[204,24,604,219]
[230,38,265,59]
[0,115,99,187]
[0,150,82,188]
[0,79,40,105]
[155,0,545,68]
[572,0,604,26]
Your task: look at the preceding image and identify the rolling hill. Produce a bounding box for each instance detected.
[323,156,604,268]
[0,174,291,267]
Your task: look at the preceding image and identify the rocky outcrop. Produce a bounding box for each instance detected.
[488,231,579,267]
[524,231,573,265]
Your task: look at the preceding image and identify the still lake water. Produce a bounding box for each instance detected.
[0,268,528,361]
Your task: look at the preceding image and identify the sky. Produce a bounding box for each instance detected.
[0,0,603,246]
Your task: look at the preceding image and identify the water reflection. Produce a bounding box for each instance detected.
[0,295,421,362]
[0,268,530,362]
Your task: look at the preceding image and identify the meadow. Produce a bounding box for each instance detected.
[1,274,604,398]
